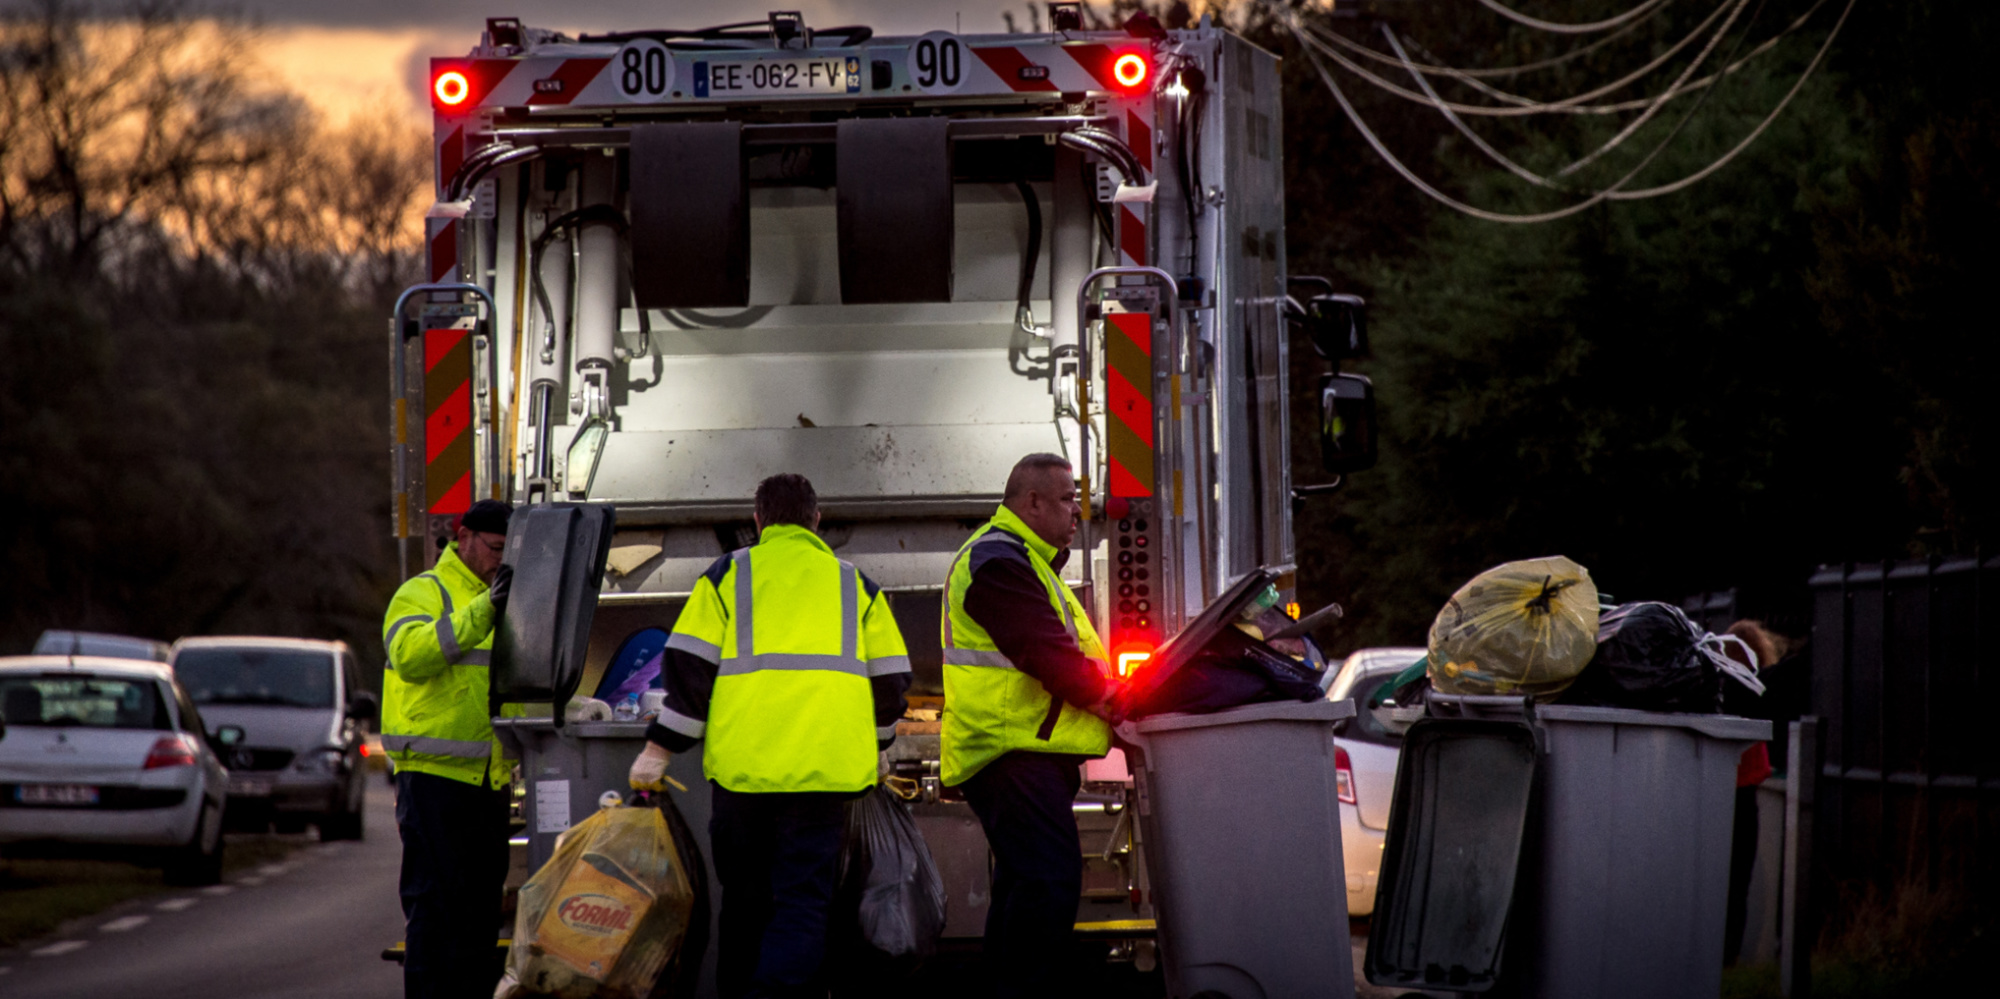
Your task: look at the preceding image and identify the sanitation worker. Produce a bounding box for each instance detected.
[629,473,911,999]
[941,453,1116,998]
[381,499,515,999]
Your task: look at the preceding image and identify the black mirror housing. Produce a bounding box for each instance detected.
[1306,294,1367,361]
[1320,372,1378,474]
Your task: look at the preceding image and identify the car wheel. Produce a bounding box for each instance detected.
[320,785,365,842]
[165,802,226,887]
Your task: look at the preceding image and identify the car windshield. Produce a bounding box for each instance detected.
[174,648,334,709]
[0,675,171,729]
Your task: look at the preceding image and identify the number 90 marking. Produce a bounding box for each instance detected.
[907,32,965,94]
[615,39,675,101]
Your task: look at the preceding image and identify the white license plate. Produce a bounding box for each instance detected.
[693,56,861,97]
[17,784,98,805]
[228,775,273,797]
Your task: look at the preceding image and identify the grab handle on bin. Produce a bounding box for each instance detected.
[1427,692,1535,721]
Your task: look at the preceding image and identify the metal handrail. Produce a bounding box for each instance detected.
[1073,266,1181,619]
[389,282,502,579]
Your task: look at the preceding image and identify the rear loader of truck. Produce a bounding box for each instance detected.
[390,6,1376,992]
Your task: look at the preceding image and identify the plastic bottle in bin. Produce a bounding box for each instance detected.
[613,692,640,722]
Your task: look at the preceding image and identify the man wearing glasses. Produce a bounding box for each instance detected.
[380,499,516,999]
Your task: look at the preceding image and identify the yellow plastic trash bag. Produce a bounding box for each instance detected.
[504,802,694,999]
[1428,556,1600,700]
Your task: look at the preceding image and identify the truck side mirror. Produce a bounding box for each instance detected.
[1305,294,1367,361]
[1320,373,1378,473]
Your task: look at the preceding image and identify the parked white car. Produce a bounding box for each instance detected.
[1328,646,1426,917]
[0,655,232,884]
[169,637,374,841]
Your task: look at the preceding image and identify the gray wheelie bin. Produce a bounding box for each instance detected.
[493,717,720,999]
[1120,697,1357,999]
[1366,693,1770,999]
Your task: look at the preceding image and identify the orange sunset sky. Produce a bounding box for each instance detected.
[248,1,1154,122]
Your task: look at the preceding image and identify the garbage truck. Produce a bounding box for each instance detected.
[388,5,1376,993]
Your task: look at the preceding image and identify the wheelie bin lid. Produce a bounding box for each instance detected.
[1364,718,1539,993]
[1122,568,1277,707]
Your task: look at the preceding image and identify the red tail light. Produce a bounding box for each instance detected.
[144,734,200,770]
[1111,52,1150,90]
[1334,745,1356,805]
[433,69,471,107]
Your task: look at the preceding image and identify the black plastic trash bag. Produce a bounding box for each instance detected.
[1562,601,1765,713]
[836,786,946,964]
[1125,624,1324,718]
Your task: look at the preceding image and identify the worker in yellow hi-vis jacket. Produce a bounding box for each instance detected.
[628,474,911,999]
[381,499,514,999]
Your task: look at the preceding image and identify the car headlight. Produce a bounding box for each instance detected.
[294,748,345,775]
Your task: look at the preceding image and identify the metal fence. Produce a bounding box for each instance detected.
[1807,555,1998,897]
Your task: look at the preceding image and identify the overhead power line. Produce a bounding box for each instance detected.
[1293,0,1835,118]
[1277,0,1859,223]
[1475,0,1677,35]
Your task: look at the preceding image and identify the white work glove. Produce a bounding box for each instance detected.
[629,741,673,791]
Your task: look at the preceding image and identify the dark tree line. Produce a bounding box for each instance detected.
[0,1,429,672]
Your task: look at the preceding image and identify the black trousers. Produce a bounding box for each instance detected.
[709,784,851,999]
[396,771,510,999]
[961,751,1085,999]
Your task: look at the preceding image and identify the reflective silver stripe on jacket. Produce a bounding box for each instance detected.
[875,722,899,740]
[423,573,461,662]
[666,631,720,665]
[656,705,706,739]
[943,648,1016,668]
[720,549,869,678]
[456,650,492,667]
[383,615,433,664]
[942,527,1085,672]
[866,654,912,677]
[381,733,490,759]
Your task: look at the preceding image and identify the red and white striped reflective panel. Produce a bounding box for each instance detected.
[1115,103,1154,269]
[961,42,1150,94]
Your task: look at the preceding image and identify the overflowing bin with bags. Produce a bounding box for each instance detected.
[1115,569,1356,999]
[1367,557,1771,999]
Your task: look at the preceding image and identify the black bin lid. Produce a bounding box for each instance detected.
[1364,718,1538,993]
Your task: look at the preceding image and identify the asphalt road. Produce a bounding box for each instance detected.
[0,779,1424,999]
[0,780,405,999]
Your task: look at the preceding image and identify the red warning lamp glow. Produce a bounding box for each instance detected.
[1115,648,1154,679]
[1112,52,1150,90]
[434,70,471,107]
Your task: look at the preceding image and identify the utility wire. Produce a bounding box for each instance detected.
[1546,0,1752,180]
[1332,0,1734,108]
[1604,0,1853,199]
[1416,0,1833,113]
[1290,0,1831,118]
[1379,0,1766,189]
[1474,0,1676,35]
[1280,0,1856,222]
[1324,0,1683,80]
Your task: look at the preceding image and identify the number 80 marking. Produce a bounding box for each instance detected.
[615,40,674,100]
[907,32,965,93]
